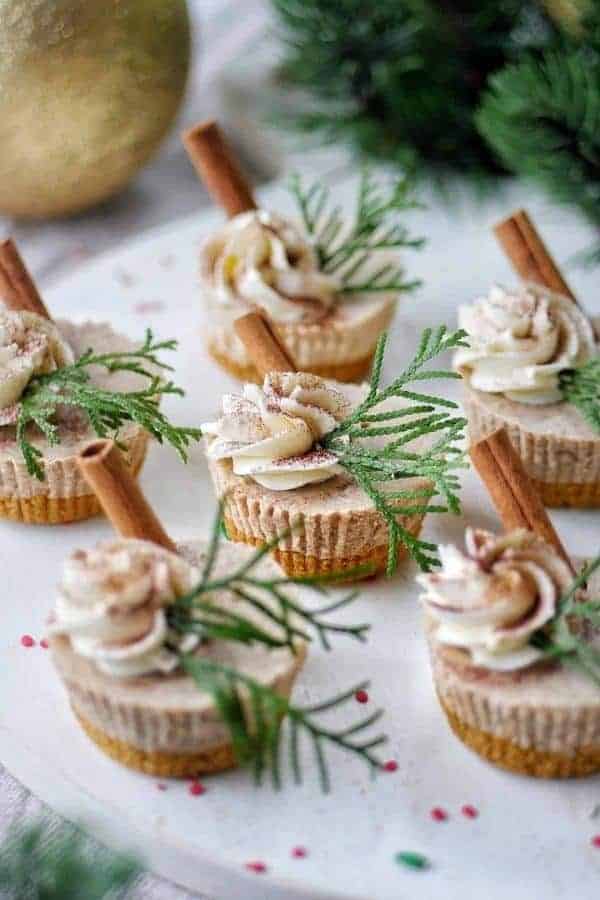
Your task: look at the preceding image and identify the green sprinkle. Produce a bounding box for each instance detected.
[395,851,429,870]
[219,518,230,541]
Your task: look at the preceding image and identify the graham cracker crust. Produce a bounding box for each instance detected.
[534,479,600,509]
[440,697,600,778]
[208,343,374,385]
[223,514,420,579]
[74,709,237,778]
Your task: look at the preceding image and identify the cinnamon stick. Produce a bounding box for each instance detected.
[77,440,176,552]
[234,312,296,378]
[470,428,573,570]
[494,209,577,303]
[182,119,256,218]
[0,239,51,319]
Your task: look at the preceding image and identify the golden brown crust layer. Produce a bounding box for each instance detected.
[223,514,422,578]
[440,696,600,778]
[75,709,237,777]
[208,342,374,385]
[533,479,600,508]
[0,437,148,524]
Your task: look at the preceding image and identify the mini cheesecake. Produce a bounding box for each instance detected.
[419,527,600,778]
[0,318,148,524]
[455,282,600,508]
[49,538,306,777]
[201,210,396,384]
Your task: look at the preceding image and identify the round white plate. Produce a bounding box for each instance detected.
[1,179,600,900]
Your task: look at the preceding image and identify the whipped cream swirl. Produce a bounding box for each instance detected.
[201,210,339,323]
[203,372,351,490]
[0,310,74,423]
[454,283,595,404]
[49,539,201,678]
[418,528,573,671]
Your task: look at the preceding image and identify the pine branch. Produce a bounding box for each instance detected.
[0,819,140,900]
[14,329,203,480]
[322,327,468,574]
[530,553,600,686]
[272,0,559,177]
[288,170,424,294]
[560,359,600,430]
[183,658,386,791]
[169,508,371,652]
[478,36,600,263]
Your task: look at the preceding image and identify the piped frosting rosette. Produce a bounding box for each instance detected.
[49,539,201,678]
[202,372,352,490]
[0,309,74,424]
[201,210,339,324]
[454,283,595,405]
[418,528,573,671]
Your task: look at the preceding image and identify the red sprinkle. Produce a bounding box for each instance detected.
[591,835,600,848]
[188,781,206,796]
[292,846,308,858]
[383,760,398,773]
[40,639,49,650]
[20,635,35,648]
[430,807,448,822]
[156,783,168,792]
[245,861,267,874]
[355,689,369,704]
[461,805,478,819]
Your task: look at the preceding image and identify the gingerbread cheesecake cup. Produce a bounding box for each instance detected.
[419,428,600,778]
[0,239,201,525]
[456,210,600,508]
[184,120,418,384]
[48,441,306,778]
[202,313,465,580]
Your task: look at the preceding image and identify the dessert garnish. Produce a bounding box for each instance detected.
[184,119,424,307]
[207,311,467,573]
[67,439,387,789]
[462,427,600,683]
[460,209,600,425]
[0,239,202,480]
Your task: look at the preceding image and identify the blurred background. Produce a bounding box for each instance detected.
[0,0,599,897]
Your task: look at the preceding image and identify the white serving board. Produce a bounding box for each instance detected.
[1,177,600,900]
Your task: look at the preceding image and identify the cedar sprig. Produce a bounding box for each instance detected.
[559,359,600,433]
[322,326,468,574]
[14,329,203,480]
[531,553,600,686]
[169,509,370,652]
[183,657,386,792]
[288,169,424,294]
[0,819,140,900]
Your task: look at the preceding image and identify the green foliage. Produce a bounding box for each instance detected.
[531,552,600,685]
[170,507,385,790]
[0,820,140,899]
[15,329,202,480]
[323,326,468,574]
[289,169,424,294]
[478,20,600,262]
[271,0,558,177]
[184,658,385,791]
[169,510,371,652]
[560,359,600,430]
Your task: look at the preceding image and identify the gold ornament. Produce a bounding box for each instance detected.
[0,0,190,218]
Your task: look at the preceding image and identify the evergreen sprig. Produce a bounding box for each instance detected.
[272,0,558,177]
[184,658,385,792]
[560,359,600,430]
[169,511,370,653]
[322,326,468,574]
[13,329,203,480]
[0,820,140,900]
[478,24,600,262]
[168,507,385,790]
[289,170,424,294]
[531,552,600,686]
